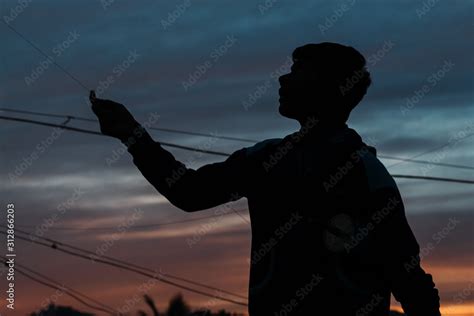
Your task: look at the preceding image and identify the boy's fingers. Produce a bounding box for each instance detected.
[89,90,97,103]
[89,92,116,109]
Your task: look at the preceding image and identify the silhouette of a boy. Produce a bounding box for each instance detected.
[91,43,440,315]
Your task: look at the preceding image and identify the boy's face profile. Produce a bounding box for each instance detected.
[277,43,371,124]
[278,59,327,121]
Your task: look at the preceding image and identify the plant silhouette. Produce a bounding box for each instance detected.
[28,295,406,315]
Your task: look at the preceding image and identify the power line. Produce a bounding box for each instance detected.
[386,132,474,169]
[378,155,474,171]
[0,107,96,122]
[0,225,247,305]
[4,16,472,173]
[151,126,256,143]
[389,174,474,184]
[0,107,257,143]
[1,20,90,91]
[6,260,118,315]
[0,229,248,306]
[2,108,473,171]
[3,6,470,309]
[13,208,250,298]
[14,222,248,301]
[16,209,249,231]
[1,114,473,184]
[0,115,230,157]
[1,259,117,315]
[1,22,255,144]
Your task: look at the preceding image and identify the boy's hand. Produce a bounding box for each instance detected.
[90,90,140,141]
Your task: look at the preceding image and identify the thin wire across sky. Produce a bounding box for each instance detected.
[3,19,473,172]
[2,114,473,184]
[3,10,472,316]
[0,228,249,307]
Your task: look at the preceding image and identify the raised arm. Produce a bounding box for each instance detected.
[90,92,251,212]
[124,128,250,211]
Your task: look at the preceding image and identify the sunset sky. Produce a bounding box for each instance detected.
[1,0,473,315]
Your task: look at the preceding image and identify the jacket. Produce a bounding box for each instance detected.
[125,124,441,316]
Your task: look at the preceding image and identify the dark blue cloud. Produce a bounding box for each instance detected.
[1,1,472,313]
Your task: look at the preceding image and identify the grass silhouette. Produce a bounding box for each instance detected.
[29,294,406,315]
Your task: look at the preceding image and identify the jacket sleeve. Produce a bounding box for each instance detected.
[123,126,251,212]
[372,188,441,316]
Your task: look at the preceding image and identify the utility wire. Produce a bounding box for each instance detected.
[390,174,474,184]
[4,6,471,309]
[1,114,473,184]
[1,259,117,315]
[1,20,90,91]
[386,133,474,169]
[11,225,248,300]
[4,18,473,171]
[378,155,474,170]
[5,259,118,315]
[1,19,254,144]
[0,115,230,157]
[13,260,120,314]
[2,225,248,302]
[1,19,255,143]
[0,107,95,122]
[0,107,257,143]
[16,209,249,231]
[14,223,248,301]
[0,230,248,306]
[2,108,473,170]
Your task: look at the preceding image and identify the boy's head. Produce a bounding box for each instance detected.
[278,42,371,124]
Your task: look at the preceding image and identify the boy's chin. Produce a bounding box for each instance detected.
[278,102,297,119]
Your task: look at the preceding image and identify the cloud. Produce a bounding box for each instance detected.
[1,0,472,314]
